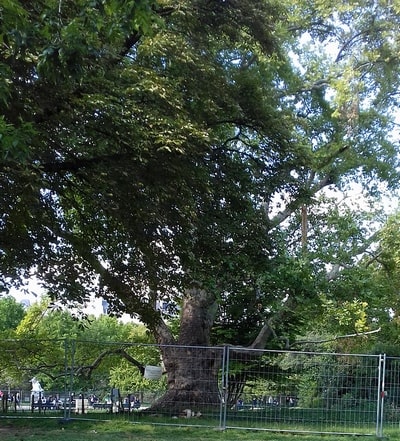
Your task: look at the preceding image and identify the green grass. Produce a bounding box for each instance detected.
[0,418,396,441]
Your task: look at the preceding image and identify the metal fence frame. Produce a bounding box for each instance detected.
[0,339,397,437]
[222,347,385,437]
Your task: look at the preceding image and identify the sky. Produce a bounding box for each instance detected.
[9,279,107,317]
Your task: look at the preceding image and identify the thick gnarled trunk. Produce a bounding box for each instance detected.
[151,346,221,412]
[150,287,221,412]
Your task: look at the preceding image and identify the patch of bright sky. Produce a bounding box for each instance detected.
[8,281,110,317]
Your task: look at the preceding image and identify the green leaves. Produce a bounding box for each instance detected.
[0,117,35,161]
[1,0,400,352]
[1,0,162,86]
[0,296,25,337]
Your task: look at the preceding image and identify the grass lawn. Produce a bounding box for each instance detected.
[0,418,396,441]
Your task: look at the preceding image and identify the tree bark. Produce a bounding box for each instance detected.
[150,287,221,412]
[150,346,221,413]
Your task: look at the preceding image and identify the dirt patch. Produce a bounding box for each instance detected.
[0,425,31,434]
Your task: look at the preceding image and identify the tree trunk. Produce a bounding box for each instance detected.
[150,287,221,413]
[147,286,290,412]
[150,346,221,413]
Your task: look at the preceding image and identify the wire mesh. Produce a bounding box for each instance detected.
[224,348,381,435]
[381,356,400,429]
[0,339,392,436]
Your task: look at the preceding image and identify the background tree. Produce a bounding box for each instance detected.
[0,296,25,336]
[357,211,400,354]
[0,299,158,396]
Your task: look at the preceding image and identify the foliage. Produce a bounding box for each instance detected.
[0,295,25,335]
[1,0,400,359]
[0,301,159,393]
[15,298,81,339]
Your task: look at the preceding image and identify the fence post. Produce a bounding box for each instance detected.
[63,339,68,420]
[2,393,7,413]
[219,345,229,430]
[376,353,386,438]
[64,339,76,420]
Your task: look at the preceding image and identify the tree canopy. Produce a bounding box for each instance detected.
[1,0,400,353]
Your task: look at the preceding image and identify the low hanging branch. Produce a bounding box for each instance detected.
[75,348,145,379]
[290,327,381,349]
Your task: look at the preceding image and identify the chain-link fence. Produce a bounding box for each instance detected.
[0,339,396,437]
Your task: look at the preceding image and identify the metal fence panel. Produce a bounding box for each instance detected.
[0,339,393,437]
[224,347,382,436]
[381,356,400,430]
[0,340,225,427]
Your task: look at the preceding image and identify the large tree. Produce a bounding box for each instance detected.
[1,0,400,409]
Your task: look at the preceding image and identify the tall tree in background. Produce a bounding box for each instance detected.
[0,296,25,335]
[1,0,400,409]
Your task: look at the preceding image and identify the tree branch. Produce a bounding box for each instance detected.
[75,348,145,378]
[248,296,297,350]
[119,6,176,58]
[269,145,350,229]
[326,230,380,281]
[290,327,381,349]
[46,226,176,346]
